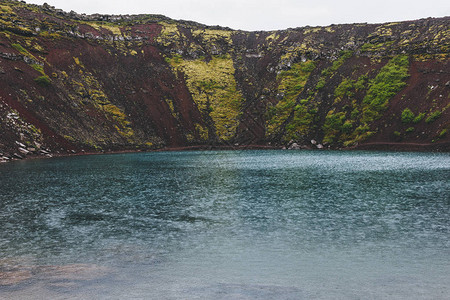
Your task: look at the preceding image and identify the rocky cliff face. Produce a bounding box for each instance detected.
[0,0,449,161]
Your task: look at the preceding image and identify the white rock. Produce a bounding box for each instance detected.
[15,141,26,148]
[289,143,301,150]
[13,153,23,159]
[18,147,29,155]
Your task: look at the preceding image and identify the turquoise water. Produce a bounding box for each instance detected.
[0,150,449,299]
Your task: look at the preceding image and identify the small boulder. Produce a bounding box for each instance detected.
[288,143,301,150]
[13,153,23,159]
[18,147,29,155]
[15,141,26,148]
[310,139,317,145]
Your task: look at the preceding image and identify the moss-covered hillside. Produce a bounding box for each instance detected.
[0,0,449,160]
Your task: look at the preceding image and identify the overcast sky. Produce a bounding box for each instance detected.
[25,0,449,31]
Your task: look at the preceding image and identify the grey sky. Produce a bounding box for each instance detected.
[25,0,449,31]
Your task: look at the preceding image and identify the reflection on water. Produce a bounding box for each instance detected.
[0,150,449,299]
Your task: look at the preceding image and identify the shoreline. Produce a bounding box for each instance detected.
[350,141,450,152]
[1,141,449,164]
[0,144,282,164]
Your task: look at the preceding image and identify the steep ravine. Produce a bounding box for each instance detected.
[0,0,449,161]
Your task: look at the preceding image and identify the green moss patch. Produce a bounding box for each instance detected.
[425,110,442,123]
[266,61,315,138]
[34,75,51,86]
[401,108,415,123]
[361,55,409,123]
[167,54,243,141]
